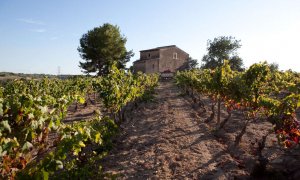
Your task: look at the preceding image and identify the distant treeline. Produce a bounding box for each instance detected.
[0,72,78,80]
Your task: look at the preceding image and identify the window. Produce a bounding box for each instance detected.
[173,52,178,59]
[152,64,155,69]
[148,53,151,58]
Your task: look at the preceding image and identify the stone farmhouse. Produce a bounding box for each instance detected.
[133,45,189,75]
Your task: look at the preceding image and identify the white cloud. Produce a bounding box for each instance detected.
[30,29,46,33]
[17,18,45,25]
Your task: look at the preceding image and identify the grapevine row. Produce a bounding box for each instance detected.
[0,64,159,179]
[175,60,300,148]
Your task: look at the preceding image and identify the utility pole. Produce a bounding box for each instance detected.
[57,66,61,76]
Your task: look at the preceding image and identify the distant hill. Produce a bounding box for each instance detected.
[0,72,78,81]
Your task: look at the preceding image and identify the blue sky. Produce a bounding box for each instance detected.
[0,0,300,74]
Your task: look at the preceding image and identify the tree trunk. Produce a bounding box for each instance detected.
[88,94,95,105]
[191,87,194,97]
[118,110,122,123]
[75,102,78,112]
[234,118,250,146]
[217,98,221,125]
[251,131,271,177]
[198,94,206,112]
[192,95,197,104]
[219,110,232,129]
[112,112,118,123]
[184,85,188,94]
[205,102,216,123]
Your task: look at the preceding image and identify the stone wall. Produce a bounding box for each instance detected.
[140,50,160,60]
[145,59,159,73]
[159,47,189,72]
[133,46,189,74]
[133,60,146,73]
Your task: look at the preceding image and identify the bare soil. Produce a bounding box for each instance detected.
[64,94,103,123]
[68,81,300,179]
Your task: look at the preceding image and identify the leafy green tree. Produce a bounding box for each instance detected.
[201,36,244,71]
[269,62,279,72]
[229,56,244,72]
[128,65,134,73]
[187,57,199,70]
[177,57,198,70]
[78,23,134,76]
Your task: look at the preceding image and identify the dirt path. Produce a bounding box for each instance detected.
[101,81,248,179]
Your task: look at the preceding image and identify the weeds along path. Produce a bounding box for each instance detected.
[101,81,245,179]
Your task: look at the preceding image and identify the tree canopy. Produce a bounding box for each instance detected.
[187,57,198,70]
[177,57,198,71]
[269,62,279,72]
[78,23,133,76]
[201,36,244,71]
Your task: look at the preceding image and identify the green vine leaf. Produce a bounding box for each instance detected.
[1,120,11,133]
[22,141,33,152]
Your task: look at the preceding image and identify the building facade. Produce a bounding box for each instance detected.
[133,45,189,74]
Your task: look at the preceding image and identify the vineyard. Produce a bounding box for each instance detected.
[175,61,300,149]
[0,65,159,179]
[174,61,300,178]
[1,62,300,179]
